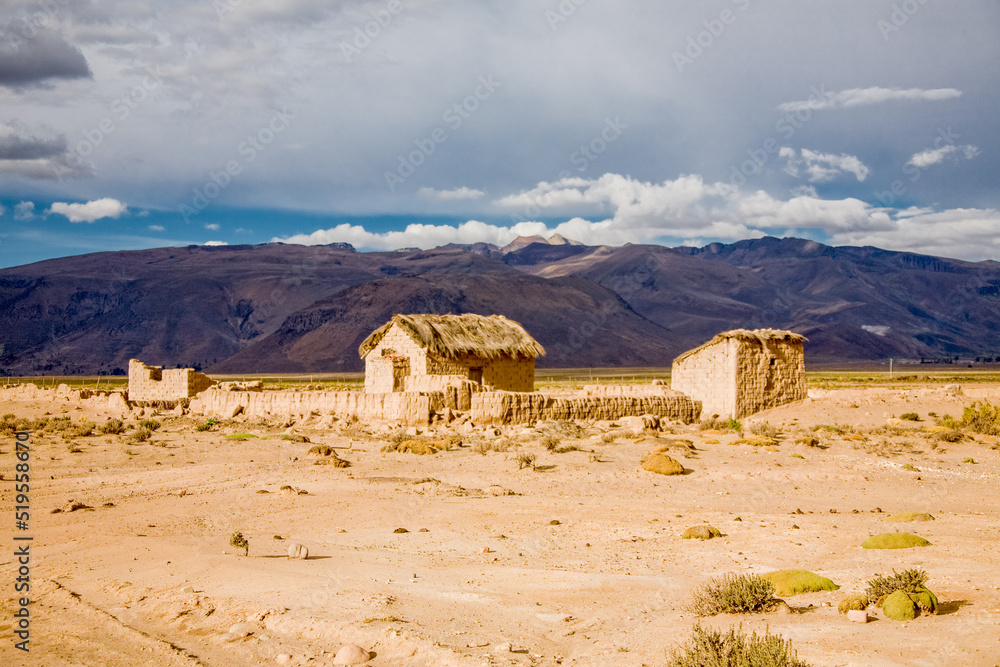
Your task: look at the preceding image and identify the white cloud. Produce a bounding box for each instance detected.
[780,148,870,182]
[205,223,221,230]
[274,171,1000,260]
[149,224,165,231]
[48,198,127,223]
[778,87,962,112]
[830,207,1000,261]
[906,144,980,169]
[14,201,35,220]
[417,186,486,201]
[204,241,228,246]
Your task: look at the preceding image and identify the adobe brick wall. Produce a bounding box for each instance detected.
[671,340,738,419]
[128,359,214,403]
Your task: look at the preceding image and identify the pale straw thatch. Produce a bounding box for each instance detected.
[673,328,807,364]
[359,314,545,361]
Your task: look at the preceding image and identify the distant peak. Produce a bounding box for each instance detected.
[547,233,583,246]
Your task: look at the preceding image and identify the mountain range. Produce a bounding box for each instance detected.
[1,236,998,375]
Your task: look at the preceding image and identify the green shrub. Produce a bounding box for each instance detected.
[667,624,812,667]
[229,531,249,556]
[960,400,1000,435]
[688,574,778,616]
[682,525,722,540]
[195,421,214,432]
[99,418,126,435]
[761,570,839,596]
[861,533,931,549]
[899,413,921,421]
[865,568,928,605]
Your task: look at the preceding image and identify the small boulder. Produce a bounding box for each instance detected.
[846,610,869,623]
[883,590,917,620]
[287,543,309,560]
[641,452,684,476]
[681,525,722,540]
[333,644,371,665]
[227,622,254,638]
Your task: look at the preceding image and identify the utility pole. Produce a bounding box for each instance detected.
[889,358,893,380]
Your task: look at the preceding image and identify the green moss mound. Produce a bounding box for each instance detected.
[885,511,935,522]
[682,525,723,540]
[861,532,931,549]
[909,587,939,614]
[838,594,868,614]
[883,590,917,620]
[761,570,839,596]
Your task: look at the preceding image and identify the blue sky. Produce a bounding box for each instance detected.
[1,0,998,268]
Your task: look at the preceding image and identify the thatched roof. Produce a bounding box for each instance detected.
[673,328,807,364]
[359,314,545,361]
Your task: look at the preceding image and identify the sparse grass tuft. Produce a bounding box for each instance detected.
[667,624,812,667]
[812,423,852,435]
[687,573,779,616]
[516,452,537,470]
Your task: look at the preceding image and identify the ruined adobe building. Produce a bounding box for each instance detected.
[670,329,807,420]
[128,359,214,403]
[360,314,541,394]
[185,320,806,427]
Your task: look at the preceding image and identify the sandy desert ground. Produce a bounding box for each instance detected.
[2,380,1000,667]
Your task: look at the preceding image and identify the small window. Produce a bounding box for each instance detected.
[769,358,776,366]
[470,367,483,384]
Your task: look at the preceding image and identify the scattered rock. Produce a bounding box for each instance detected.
[493,643,512,654]
[549,519,561,526]
[773,600,793,615]
[333,644,371,665]
[181,585,195,594]
[487,485,516,496]
[681,525,722,540]
[640,451,684,476]
[847,610,869,623]
[393,527,409,534]
[276,654,292,665]
[227,622,254,638]
[861,532,932,549]
[287,543,309,560]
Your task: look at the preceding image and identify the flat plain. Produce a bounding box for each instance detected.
[2,372,999,666]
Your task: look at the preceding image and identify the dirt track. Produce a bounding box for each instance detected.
[2,383,1000,666]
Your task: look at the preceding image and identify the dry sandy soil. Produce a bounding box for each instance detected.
[2,382,1000,667]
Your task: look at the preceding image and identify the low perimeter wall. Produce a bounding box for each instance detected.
[190,388,435,426]
[470,391,701,425]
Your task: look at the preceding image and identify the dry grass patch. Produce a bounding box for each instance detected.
[687,573,779,616]
[667,624,812,667]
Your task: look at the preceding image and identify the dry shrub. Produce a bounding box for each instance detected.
[138,418,161,431]
[700,416,742,432]
[99,418,126,435]
[541,434,561,451]
[667,624,812,667]
[961,400,1000,435]
[687,573,778,616]
[516,452,536,470]
[128,427,153,443]
[750,422,781,438]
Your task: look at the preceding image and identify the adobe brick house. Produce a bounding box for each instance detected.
[359,314,545,394]
[671,328,807,420]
